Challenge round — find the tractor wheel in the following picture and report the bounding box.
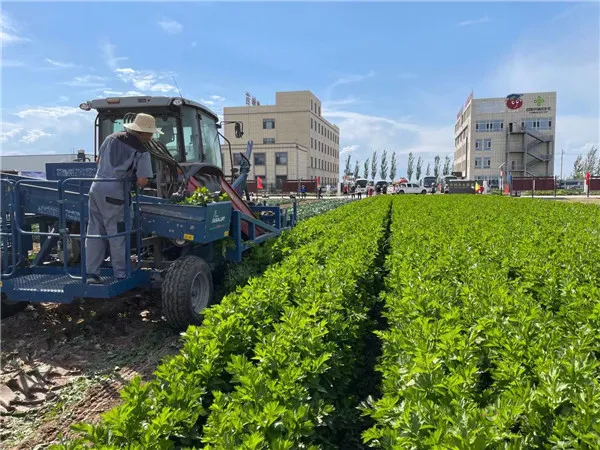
[161,255,213,329]
[1,294,26,319]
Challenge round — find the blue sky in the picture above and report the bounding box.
[1,1,599,178]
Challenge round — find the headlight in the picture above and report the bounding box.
[79,101,91,111]
[172,98,184,106]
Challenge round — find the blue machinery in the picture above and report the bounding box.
[0,163,297,328]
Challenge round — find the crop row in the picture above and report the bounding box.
[362,196,600,448]
[200,196,391,448]
[55,196,388,449]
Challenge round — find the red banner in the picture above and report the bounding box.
[256,176,263,189]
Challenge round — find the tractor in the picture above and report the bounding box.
[0,96,297,328]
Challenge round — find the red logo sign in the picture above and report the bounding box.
[506,94,523,110]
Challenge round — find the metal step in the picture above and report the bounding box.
[1,270,152,303]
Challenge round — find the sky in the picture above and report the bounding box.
[1,0,599,179]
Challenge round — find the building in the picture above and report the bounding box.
[221,91,340,191]
[454,91,556,186]
[0,151,92,177]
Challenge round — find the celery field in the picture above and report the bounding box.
[53,195,600,449]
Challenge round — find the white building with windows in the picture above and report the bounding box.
[454,91,557,186]
[221,90,340,190]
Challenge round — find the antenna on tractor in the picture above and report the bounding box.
[172,75,184,99]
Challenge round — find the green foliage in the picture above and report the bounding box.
[362,196,600,448]
[51,197,386,450]
[180,187,230,206]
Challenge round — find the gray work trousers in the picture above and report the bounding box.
[85,192,130,279]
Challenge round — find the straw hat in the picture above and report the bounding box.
[123,113,163,135]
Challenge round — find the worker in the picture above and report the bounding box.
[85,113,157,284]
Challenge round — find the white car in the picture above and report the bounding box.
[397,183,427,194]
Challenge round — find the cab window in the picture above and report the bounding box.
[180,106,201,162]
[199,111,222,167]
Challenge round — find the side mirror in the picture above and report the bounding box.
[234,123,243,139]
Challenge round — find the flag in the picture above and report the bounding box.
[257,176,263,189]
[475,182,480,192]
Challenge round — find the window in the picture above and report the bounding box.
[311,137,314,148]
[522,118,552,130]
[275,152,288,165]
[311,100,313,111]
[263,138,275,144]
[483,157,491,168]
[475,120,504,132]
[254,153,266,165]
[484,138,492,150]
[263,119,275,129]
[475,139,482,151]
[233,153,243,166]
[311,118,313,129]
[318,105,321,116]
[197,110,221,167]
[475,157,482,168]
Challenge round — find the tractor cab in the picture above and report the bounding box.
[79,96,243,199]
[81,96,222,167]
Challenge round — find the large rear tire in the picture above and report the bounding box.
[161,255,213,329]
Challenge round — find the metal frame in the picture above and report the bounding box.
[0,172,297,305]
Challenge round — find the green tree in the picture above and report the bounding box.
[363,159,369,179]
[344,154,352,176]
[389,152,397,182]
[380,149,388,180]
[371,151,378,180]
[443,155,451,176]
[426,162,431,176]
[434,155,441,179]
[407,152,415,181]
[416,156,423,181]
[353,160,360,179]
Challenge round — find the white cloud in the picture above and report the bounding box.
[210,95,225,102]
[457,15,490,27]
[0,125,24,143]
[100,39,127,70]
[323,108,454,176]
[323,97,361,109]
[1,106,94,154]
[102,89,145,97]
[58,95,69,103]
[45,58,76,68]
[65,75,106,87]
[0,11,30,46]
[482,3,599,174]
[341,145,359,154]
[21,129,51,143]
[158,19,183,34]
[115,68,177,93]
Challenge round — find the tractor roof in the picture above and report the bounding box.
[86,96,219,121]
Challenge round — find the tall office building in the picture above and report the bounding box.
[454,91,557,185]
[221,90,340,190]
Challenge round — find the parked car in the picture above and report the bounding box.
[397,183,427,194]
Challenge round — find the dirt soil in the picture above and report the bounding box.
[0,290,182,449]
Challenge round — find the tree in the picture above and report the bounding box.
[584,146,599,176]
[344,154,352,176]
[371,151,378,180]
[416,157,423,181]
[572,146,599,178]
[389,152,397,182]
[353,160,360,179]
[380,149,388,180]
[363,159,369,179]
[434,155,441,179]
[443,155,451,176]
[407,152,415,181]
[426,162,431,176]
